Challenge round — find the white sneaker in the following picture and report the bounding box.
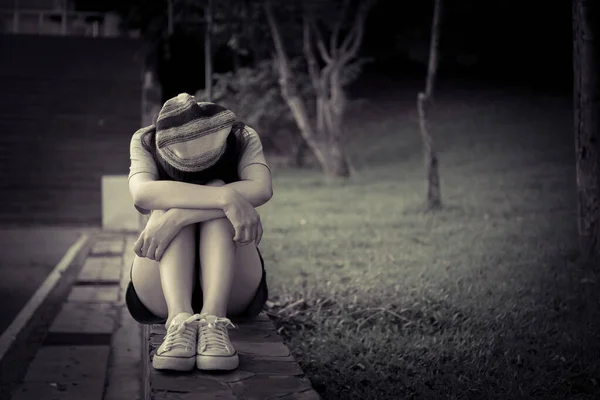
[152,312,200,371]
[196,314,239,371]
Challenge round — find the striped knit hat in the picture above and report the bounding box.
[155,93,237,173]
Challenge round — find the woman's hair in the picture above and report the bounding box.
[140,119,246,183]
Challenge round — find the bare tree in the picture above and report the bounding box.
[204,0,213,100]
[573,0,600,261]
[264,0,374,179]
[417,0,443,209]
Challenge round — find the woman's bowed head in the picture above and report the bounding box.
[126,93,273,372]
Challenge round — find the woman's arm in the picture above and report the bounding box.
[164,179,227,226]
[158,168,272,227]
[224,164,273,207]
[130,172,233,211]
[129,164,273,212]
[130,173,264,245]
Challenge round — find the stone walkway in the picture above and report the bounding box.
[145,314,321,400]
[10,233,322,400]
[10,233,141,400]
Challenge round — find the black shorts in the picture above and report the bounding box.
[125,247,269,325]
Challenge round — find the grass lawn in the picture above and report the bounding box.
[258,82,600,400]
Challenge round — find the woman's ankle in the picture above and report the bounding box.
[166,309,195,328]
[200,305,227,318]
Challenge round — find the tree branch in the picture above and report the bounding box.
[264,1,291,75]
[264,0,329,166]
[339,0,374,65]
[330,0,351,58]
[303,12,323,94]
[307,13,332,63]
[425,0,442,97]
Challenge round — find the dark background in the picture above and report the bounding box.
[76,0,574,98]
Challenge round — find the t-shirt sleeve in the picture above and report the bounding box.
[236,126,271,176]
[128,127,158,215]
[128,127,159,181]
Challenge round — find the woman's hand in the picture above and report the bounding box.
[222,188,263,247]
[133,209,182,261]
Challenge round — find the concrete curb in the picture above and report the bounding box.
[0,233,90,363]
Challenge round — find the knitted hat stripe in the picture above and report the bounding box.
[160,142,227,172]
[156,111,235,148]
[157,98,195,121]
[156,102,233,132]
[158,109,233,132]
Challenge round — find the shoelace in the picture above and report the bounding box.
[162,314,201,352]
[198,316,236,352]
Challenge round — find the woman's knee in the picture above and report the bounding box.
[200,215,234,237]
[206,179,225,187]
[169,222,196,245]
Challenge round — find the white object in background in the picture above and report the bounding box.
[101,175,143,232]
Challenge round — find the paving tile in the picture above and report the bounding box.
[234,312,270,323]
[237,358,304,376]
[23,345,110,382]
[229,327,280,343]
[278,389,322,400]
[152,389,237,400]
[104,305,143,400]
[232,312,273,325]
[151,371,233,393]
[90,239,125,256]
[233,319,275,329]
[49,302,117,334]
[235,342,291,358]
[68,285,120,303]
[77,256,123,283]
[11,379,106,400]
[230,375,313,400]
[197,369,255,383]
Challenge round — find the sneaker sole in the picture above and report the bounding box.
[196,353,239,371]
[153,354,196,371]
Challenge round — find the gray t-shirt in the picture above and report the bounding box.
[128,125,270,181]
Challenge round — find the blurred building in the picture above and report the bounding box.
[0,0,136,37]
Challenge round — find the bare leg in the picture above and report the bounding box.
[131,223,196,328]
[198,218,264,318]
[198,217,238,317]
[195,215,263,371]
[131,222,263,322]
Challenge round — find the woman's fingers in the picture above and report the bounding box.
[237,226,250,246]
[145,240,158,260]
[250,219,258,245]
[256,219,263,246]
[154,244,166,261]
[232,223,241,242]
[134,234,144,257]
[140,236,150,258]
[234,222,251,246]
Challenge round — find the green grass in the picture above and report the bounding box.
[257,85,600,400]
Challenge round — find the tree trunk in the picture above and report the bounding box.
[204,0,213,101]
[293,140,308,167]
[326,135,351,178]
[417,0,443,210]
[324,105,351,178]
[326,71,352,178]
[263,1,330,171]
[573,0,600,261]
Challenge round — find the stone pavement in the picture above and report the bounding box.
[10,233,141,400]
[10,232,322,400]
[145,314,321,400]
